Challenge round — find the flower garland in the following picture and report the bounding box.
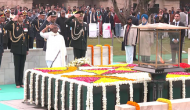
[129,82,133,101]
[77,84,82,110]
[182,78,186,99]
[88,45,94,65]
[24,71,28,102]
[41,75,45,107]
[35,74,39,105]
[48,76,52,110]
[157,98,172,110]
[96,45,103,65]
[61,81,66,110]
[143,81,148,102]
[89,85,93,110]
[54,79,59,110]
[126,101,140,110]
[48,67,77,74]
[104,44,111,64]
[86,85,90,110]
[169,79,173,100]
[61,75,135,82]
[69,83,73,110]
[30,72,34,104]
[116,84,120,105]
[102,84,107,110]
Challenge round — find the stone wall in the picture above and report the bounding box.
[0,46,113,85]
[0,0,33,9]
[0,0,180,11]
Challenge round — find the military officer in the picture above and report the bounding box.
[32,11,46,48]
[4,9,12,49]
[4,12,29,88]
[0,12,8,49]
[22,10,28,23]
[26,9,35,48]
[39,11,60,51]
[65,11,88,59]
[0,13,4,66]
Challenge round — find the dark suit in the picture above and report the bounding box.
[32,18,44,48]
[105,15,114,30]
[169,22,185,63]
[162,13,170,24]
[65,16,88,59]
[131,16,139,60]
[5,20,29,86]
[56,17,70,47]
[5,18,12,49]
[26,16,35,48]
[83,13,90,36]
[0,23,4,66]
[89,12,97,23]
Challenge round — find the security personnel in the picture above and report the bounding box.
[32,11,46,48]
[26,9,35,48]
[0,12,8,49]
[4,9,12,49]
[39,11,60,51]
[4,12,29,88]
[65,11,88,59]
[0,13,4,66]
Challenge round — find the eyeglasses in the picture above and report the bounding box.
[175,16,179,17]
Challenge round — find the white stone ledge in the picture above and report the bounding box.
[0,46,113,85]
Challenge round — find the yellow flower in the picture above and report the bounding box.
[157,98,172,110]
[93,78,124,83]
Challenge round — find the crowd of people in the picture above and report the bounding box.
[0,3,190,89]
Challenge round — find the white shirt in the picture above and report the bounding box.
[40,31,67,66]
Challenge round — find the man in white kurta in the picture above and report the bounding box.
[40,24,67,67]
[123,17,137,64]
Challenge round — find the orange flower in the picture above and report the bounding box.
[104,44,111,64]
[48,67,77,74]
[88,45,94,65]
[127,101,140,110]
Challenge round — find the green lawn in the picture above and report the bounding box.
[87,37,190,63]
[87,37,190,55]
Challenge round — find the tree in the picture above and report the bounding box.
[111,0,156,25]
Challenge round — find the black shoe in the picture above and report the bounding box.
[133,59,138,61]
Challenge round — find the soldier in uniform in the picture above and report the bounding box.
[65,11,88,59]
[4,9,12,49]
[26,9,35,48]
[32,11,46,48]
[4,12,29,88]
[0,13,4,66]
[39,11,60,51]
[0,12,8,49]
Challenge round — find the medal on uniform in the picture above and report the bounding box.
[23,36,25,42]
[16,27,19,31]
[23,28,28,32]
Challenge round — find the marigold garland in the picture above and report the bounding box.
[157,98,172,110]
[104,44,111,64]
[126,101,140,110]
[88,45,94,65]
[48,67,77,74]
[96,45,103,65]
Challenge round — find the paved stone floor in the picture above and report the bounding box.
[0,100,46,110]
